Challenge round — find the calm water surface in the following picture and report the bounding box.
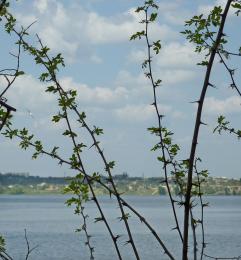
[0,195,241,259]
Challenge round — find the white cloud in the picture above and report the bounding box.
[60,77,129,106]
[172,111,186,119]
[90,54,102,64]
[115,70,149,91]
[1,75,54,110]
[114,103,185,122]
[86,8,177,44]
[15,13,37,28]
[39,26,79,62]
[128,49,146,64]
[204,96,241,115]
[158,2,191,25]
[155,42,200,69]
[114,104,156,122]
[128,41,199,86]
[15,1,177,62]
[198,0,235,16]
[34,0,48,14]
[160,69,196,85]
[0,74,130,115]
[129,41,201,69]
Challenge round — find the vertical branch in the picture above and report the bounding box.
[143,7,183,242]
[24,229,38,260]
[79,205,95,260]
[190,208,197,260]
[182,1,232,259]
[194,159,207,260]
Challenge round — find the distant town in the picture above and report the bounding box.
[0,172,241,195]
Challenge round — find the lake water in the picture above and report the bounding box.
[0,195,241,259]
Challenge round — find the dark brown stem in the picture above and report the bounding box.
[79,205,94,260]
[190,209,197,260]
[182,1,232,259]
[194,159,206,260]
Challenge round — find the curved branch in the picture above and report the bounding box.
[183,1,233,259]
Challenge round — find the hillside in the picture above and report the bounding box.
[0,172,241,195]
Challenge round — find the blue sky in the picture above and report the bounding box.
[0,0,240,178]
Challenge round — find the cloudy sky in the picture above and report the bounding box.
[0,0,240,178]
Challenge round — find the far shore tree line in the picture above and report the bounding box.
[1,172,241,196]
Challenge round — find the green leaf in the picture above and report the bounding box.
[197,60,209,66]
[153,40,161,54]
[135,6,145,13]
[46,85,58,93]
[0,234,6,251]
[130,30,145,41]
[39,72,49,82]
[52,115,61,123]
[15,70,25,76]
[149,12,158,22]
[94,217,104,223]
[93,126,104,136]
[105,161,115,171]
[63,130,77,138]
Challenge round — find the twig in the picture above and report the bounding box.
[194,158,206,260]
[79,205,94,260]
[24,229,38,260]
[204,254,241,260]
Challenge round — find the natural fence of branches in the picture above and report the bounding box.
[0,1,241,260]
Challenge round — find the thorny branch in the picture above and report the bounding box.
[194,158,207,260]
[204,25,241,97]
[35,34,135,260]
[4,123,174,259]
[79,205,95,260]
[143,4,183,243]
[183,1,232,259]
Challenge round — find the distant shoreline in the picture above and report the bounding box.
[1,173,241,196]
[1,190,241,196]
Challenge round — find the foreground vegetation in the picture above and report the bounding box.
[1,0,241,259]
